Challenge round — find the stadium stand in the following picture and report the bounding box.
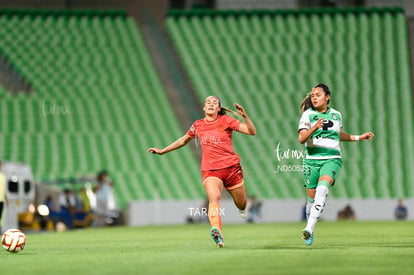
[0,10,204,207]
[0,7,413,207]
[166,7,414,199]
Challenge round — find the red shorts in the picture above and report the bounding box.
[202,164,244,190]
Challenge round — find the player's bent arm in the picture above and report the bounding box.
[238,115,256,135]
[340,130,374,142]
[234,103,256,135]
[298,118,324,144]
[147,134,192,155]
[298,129,312,144]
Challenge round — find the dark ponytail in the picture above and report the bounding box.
[300,93,312,113]
[218,107,226,115]
[220,106,242,117]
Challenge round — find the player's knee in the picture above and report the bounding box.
[205,187,222,203]
[236,199,247,210]
[318,175,334,185]
[208,197,221,204]
[316,182,330,196]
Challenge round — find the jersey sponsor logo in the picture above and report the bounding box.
[217,124,225,131]
[322,119,334,130]
[198,135,229,145]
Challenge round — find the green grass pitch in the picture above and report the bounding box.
[2,221,414,274]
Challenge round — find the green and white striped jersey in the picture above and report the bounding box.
[298,107,342,159]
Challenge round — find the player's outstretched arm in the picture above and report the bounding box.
[340,130,374,141]
[147,134,192,155]
[234,103,256,135]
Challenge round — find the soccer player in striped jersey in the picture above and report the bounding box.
[148,96,256,247]
[298,84,374,246]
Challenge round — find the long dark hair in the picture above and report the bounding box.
[207,96,241,117]
[299,83,331,113]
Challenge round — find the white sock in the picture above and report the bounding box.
[305,184,329,234]
[306,198,314,220]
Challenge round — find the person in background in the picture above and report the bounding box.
[301,202,307,222]
[94,170,113,227]
[72,187,93,225]
[77,187,91,213]
[59,189,76,212]
[247,195,262,223]
[45,195,58,220]
[59,188,76,228]
[0,161,7,233]
[58,189,76,228]
[394,199,408,220]
[337,204,356,220]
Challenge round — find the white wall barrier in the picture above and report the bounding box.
[126,198,414,226]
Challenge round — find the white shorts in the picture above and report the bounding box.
[95,200,108,216]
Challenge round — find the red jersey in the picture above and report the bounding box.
[187,115,242,171]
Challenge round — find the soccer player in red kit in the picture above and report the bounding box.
[148,96,256,247]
